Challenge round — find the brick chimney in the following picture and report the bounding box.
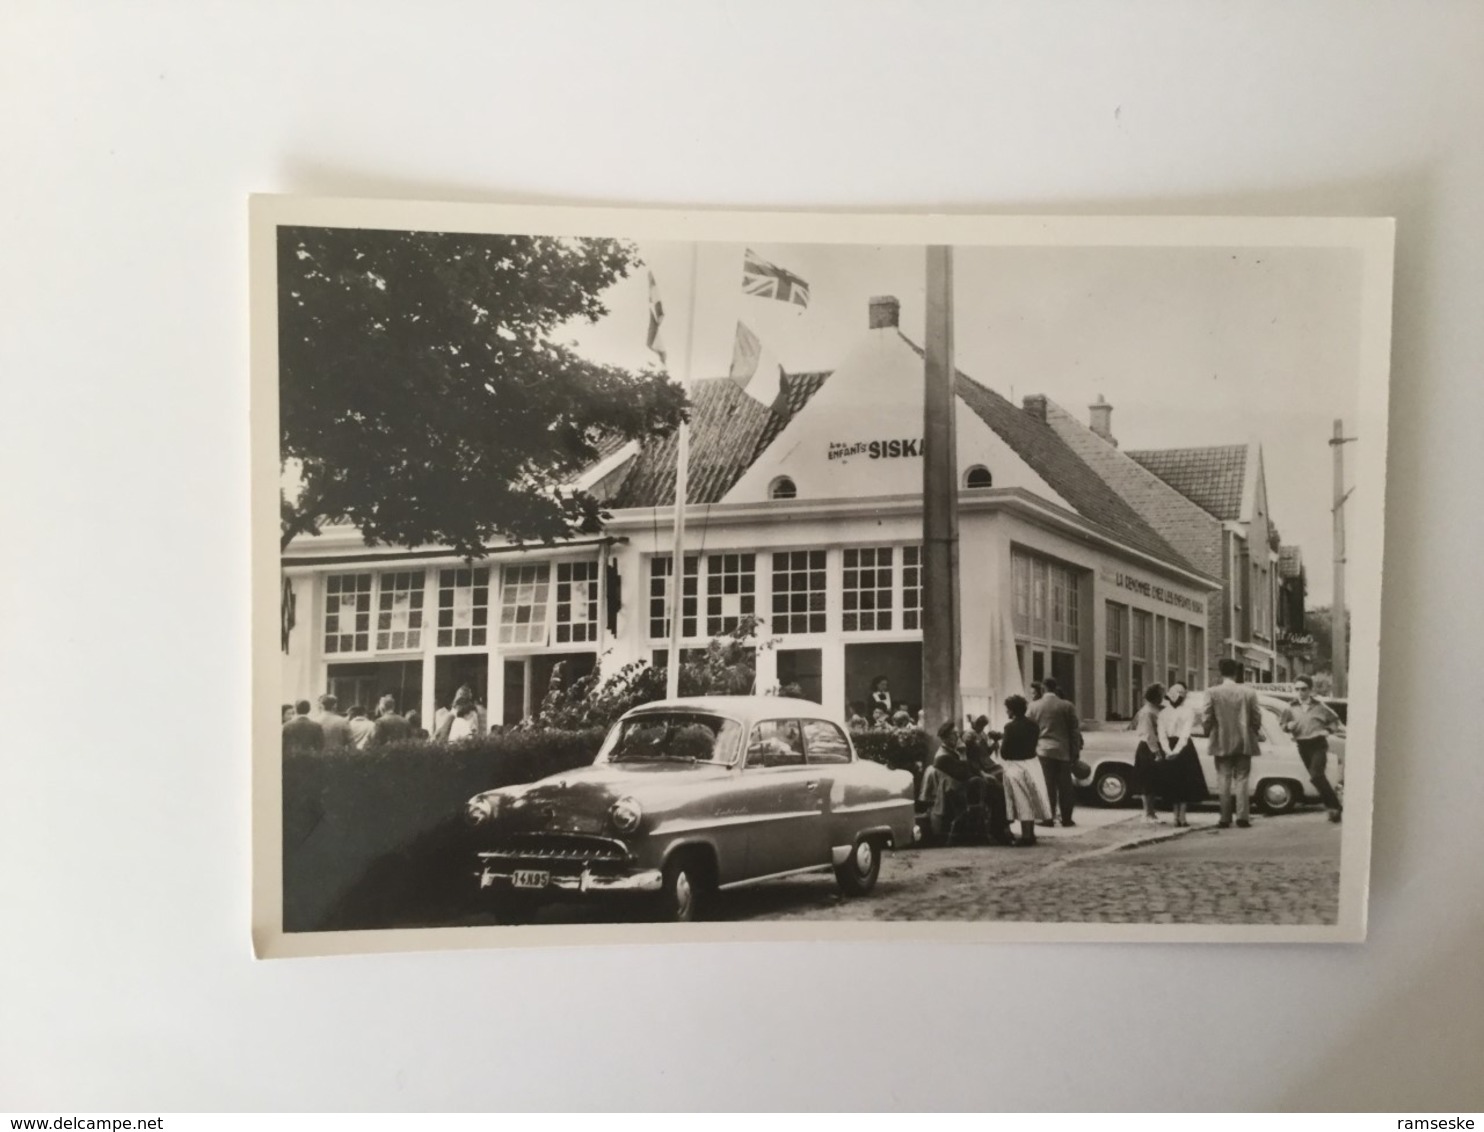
[1022,394,1048,423]
[1089,394,1116,446]
[868,295,900,329]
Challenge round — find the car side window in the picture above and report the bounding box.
[745,720,806,769]
[803,719,851,765]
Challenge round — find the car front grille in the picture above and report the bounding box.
[478,833,630,865]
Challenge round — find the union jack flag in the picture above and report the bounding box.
[742,248,810,308]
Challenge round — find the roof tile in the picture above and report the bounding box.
[1125,445,1248,521]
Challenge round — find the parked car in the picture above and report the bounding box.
[1079,692,1344,814]
[462,696,917,922]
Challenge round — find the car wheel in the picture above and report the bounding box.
[656,853,711,923]
[1256,779,1300,815]
[834,837,882,897]
[1093,766,1133,807]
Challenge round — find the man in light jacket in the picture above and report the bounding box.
[1200,658,1264,828]
[1026,677,1083,828]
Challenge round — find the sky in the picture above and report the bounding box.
[559,239,1366,607]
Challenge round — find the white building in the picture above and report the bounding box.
[281,297,1224,727]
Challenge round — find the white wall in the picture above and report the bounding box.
[4,1,1481,1112]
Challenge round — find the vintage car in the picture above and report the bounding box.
[1079,691,1345,814]
[463,695,918,922]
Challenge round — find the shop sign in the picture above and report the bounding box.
[828,438,923,462]
[1099,566,1205,615]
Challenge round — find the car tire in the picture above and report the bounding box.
[1256,779,1301,815]
[1093,766,1134,807]
[834,837,882,897]
[656,853,711,923]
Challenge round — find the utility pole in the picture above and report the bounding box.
[1329,419,1357,697]
[922,246,962,745]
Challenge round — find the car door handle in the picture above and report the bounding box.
[805,780,819,790]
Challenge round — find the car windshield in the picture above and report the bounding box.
[596,712,742,765]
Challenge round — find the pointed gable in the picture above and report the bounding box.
[722,328,1075,509]
[1125,445,1249,521]
[1043,400,1225,580]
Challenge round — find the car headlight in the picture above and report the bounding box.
[609,795,643,833]
[465,794,500,827]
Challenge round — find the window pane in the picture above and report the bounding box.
[555,560,599,644]
[704,553,755,636]
[324,573,373,654]
[494,564,548,646]
[843,546,894,632]
[902,545,922,631]
[745,719,806,769]
[771,550,827,634]
[803,719,851,765]
[374,571,425,651]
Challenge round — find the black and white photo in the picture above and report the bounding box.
[251,200,1392,956]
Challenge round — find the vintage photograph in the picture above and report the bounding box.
[251,201,1392,955]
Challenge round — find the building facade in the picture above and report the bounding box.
[281,298,1223,728]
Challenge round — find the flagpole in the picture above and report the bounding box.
[666,244,701,700]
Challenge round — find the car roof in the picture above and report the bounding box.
[625,695,846,724]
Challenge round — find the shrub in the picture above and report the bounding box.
[283,729,605,932]
[528,614,773,730]
[854,727,931,774]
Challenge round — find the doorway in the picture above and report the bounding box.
[434,654,489,720]
[502,652,597,725]
[844,641,923,719]
[777,647,824,704]
[326,660,422,717]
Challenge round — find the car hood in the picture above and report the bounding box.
[473,760,734,837]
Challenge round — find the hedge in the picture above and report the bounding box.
[283,723,933,932]
[283,729,605,932]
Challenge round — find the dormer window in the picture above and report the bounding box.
[964,465,993,489]
[769,476,797,500]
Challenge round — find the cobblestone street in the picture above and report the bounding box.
[721,809,1341,925]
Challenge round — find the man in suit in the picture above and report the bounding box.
[281,700,324,755]
[1027,676,1083,828]
[371,693,412,747]
[1200,658,1264,828]
[316,693,354,751]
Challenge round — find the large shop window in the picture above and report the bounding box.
[648,555,699,640]
[843,546,894,632]
[438,567,491,648]
[902,545,922,631]
[771,550,827,634]
[1105,601,1128,721]
[705,553,756,636]
[1187,625,1205,690]
[324,573,373,654]
[376,570,425,651]
[496,564,547,646]
[554,560,599,644]
[1130,609,1152,702]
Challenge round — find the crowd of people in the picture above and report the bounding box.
[914,659,1344,848]
[279,683,495,755]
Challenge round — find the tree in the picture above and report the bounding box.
[278,227,687,557]
[1305,604,1351,683]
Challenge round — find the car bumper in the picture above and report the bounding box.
[475,863,664,896]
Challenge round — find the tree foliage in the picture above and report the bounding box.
[278,226,687,556]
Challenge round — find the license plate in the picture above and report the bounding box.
[511,870,550,890]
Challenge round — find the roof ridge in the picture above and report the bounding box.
[893,333,1203,576]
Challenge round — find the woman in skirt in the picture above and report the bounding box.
[1134,683,1167,824]
[998,694,1053,845]
[1157,680,1207,826]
